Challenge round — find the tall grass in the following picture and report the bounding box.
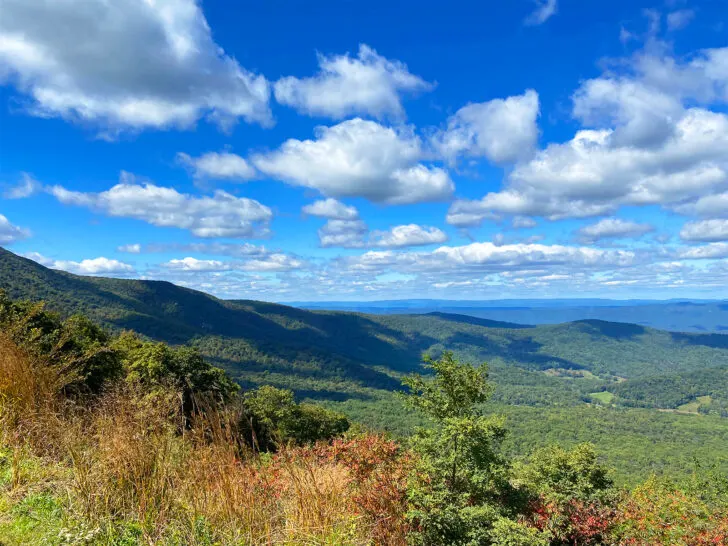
[0,334,409,545]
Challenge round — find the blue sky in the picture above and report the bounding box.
[1,0,727,301]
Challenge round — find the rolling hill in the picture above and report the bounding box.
[2,246,727,482]
[293,298,728,333]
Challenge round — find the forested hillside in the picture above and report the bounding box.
[2,298,725,545]
[2,247,727,483]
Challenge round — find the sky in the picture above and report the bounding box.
[1,0,727,302]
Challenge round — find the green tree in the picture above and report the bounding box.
[401,352,517,545]
[0,291,121,394]
[242,385,349,451]
[515,444,617,545]
[112,331,238,415]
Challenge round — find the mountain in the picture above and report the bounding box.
[2,247,728,482]
[291,299,728,333]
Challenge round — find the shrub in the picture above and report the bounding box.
[242,385,349,451]
[401,352,516,545]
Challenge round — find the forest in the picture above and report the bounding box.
[1,247,727,484]
[1,291,726,545]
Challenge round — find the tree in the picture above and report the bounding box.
[401,352,517,545]
[242,385,349,451]
[516,444,617,545]
[0,291,121,394]
[112,331,238,416]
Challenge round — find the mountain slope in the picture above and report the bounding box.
[3,247,728,483]
[3,246,728,401]
[295,299,728,333]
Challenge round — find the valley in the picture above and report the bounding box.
[2,246,727,484]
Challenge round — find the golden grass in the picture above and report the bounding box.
[0,334,406,545]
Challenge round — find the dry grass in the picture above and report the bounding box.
[0,334,407,545]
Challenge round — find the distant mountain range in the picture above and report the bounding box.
[2,246,727,482]
[290,299,728,333]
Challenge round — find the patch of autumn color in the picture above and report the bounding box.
[616,478,728,546]
[530,498,618,545]
[313,434,414,545]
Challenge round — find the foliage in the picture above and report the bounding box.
[402,352,517,545]
[616,476,728,545]
[516,444,618,545]
[242,385,350,451]
[112,331,239,415]
[3,248,728,485]
[2,300,728,545]
[0,290,121,395]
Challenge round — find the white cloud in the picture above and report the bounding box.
[118,243,141,254]
[340,241,637,274]
[0,214,30,244]
[666,10,695,31]
[449,108,728,224]
[676,243,728,260]
[253,118,453,204]
[273,44,432,120]
[513,216,537,229]
[161,254,302,272]
[577,218,655,242]
[0,0,271,133]
[4,173,41,199]
[680,219,728,242]
[48,171,272,238]
[24,252,134,275]
[432,90,540,165]
[317,220,446,249]
[676,191,728,218]
[573,79,683,148]
[163,257,228,272]
[178,152,257,181]
[525,0,557,26]
[445,42,728,227]
[318,219,369,248]
[302,198,359,220]
[370,224,447,248]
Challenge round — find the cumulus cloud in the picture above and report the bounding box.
[573,79,683,148]
[577,218,655,242]
[0,0,271,133]
[302,198,359,220]
[318,219,369,248]
[4,173,41,199]
[24,252,134,275]
[0,214,30,244]
[680,219,728,242]
[48,171,272,238]
[178,152,257,181]
[161,253,302,272]
[432,90,540,165]
[676,191,728,218]
[274,44,432,120]
[525,0,557,26]
[513,216,538,229]
[446,41,728,227]
[252,118,453,204]
[338,242,637,277]
[667,9,695,31]
[676,243,728,260]
[118,243,141,254]
[448,108,728,224]
[370,224,448,248]
[317,220,447,249]
[163,257,228,272]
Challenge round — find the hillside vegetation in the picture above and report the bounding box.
[1,294,726,545]
[1,247,728,484]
